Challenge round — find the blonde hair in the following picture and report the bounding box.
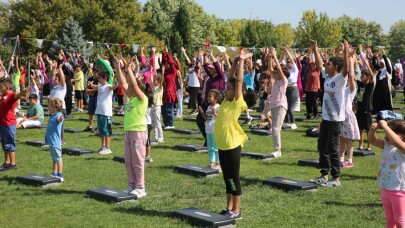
[48,98,63,112]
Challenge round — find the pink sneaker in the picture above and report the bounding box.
[343,161,354,168]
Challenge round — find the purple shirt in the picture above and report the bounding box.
[202,61,225,109]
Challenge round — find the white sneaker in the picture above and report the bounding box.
[123,187,134,193]
[158,139,165,143]
[99,148,112,155]
[271,151,282,158]
[129,188,147,198]
[247,116,253,125]
[282,123,292,129]
[291,123,297,129]
[164,126,175,130]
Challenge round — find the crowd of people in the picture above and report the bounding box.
[0,39,404,225]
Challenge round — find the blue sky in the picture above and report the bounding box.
[139,0,405,33]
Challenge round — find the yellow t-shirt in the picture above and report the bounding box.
[74,71,84,91]
[124,95,148,132]
[214,96,248,150]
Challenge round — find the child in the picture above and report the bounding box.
[267,47,288,158]
[45,98,64,181]
[113,54,151,198]
[145,97,154,163]
[198,89,221,170]
[339,55,360,168]
[152,72,164,143]
[0,79,27,172]
[311,40,349,187]
[29,72,40,96]
[213,52,252,220]
[368,119,405,228]
[91,71,117,155]
[16,94,44,129]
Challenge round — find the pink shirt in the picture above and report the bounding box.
[269,77,288,110]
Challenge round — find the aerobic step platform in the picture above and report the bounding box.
[25,140,46,147]
[114,113,124,117]
[174,144,207,152]
[86,188,136,203]
[95,132,120,137]
[62,148,94,156]
[263,177,318,191]
[239,116,260,121]
[112,121,124,126]
[174,164,219,178]
[352,149,375,157]
[16,174,61,188]
[65,115,75,120]
[241,152,274,160]
[183,117,197,122]
[174,208,235,228]
[298,159,320,168]
[78,117,96,122]
[306,128,320,138]
[250,129,272,136]
[113,156,125,163]
[64,128,84,133]
[173,129,200,135]
[295,117,307,122]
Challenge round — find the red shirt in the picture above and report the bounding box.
[162,52,178,104]
[305,62,321,93]
[0,92,18,126]
[116,85,125,96]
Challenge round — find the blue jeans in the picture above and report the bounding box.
[207,133,219,163]
[162,103,175,127]
[176,89,183,117]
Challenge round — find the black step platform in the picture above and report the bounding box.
[25,140,46,147]
[64,128,84,133]
[173,129,200,135]
[352,149,375,157]
[65,115,75,120]
[95,132,120,137]
[239,116,260,121]
[114,113,124,117]
[183,117,196,122]
[16,174,61,188]
[298,159,320,168]
[86,187,136,203]
[62,148,94,156]
[174,164,219,177]
[174,208,235,228]
[113,156,125,163]
[112,121,124,126]
[241,152,274,160]
[295,117,307,122]
[174,144,207,152]
[78,117,96,122]
[250,129,272,136]
[306,128,319,138]
[263,177,318,191]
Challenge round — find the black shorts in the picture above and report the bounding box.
[146,124,152,146]
[117,95,124,106]
[75,90,84,100]
[356,110,372,131]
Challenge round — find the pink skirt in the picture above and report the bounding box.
[341,109,360,140]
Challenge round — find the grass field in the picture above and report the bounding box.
[1,92,404,228]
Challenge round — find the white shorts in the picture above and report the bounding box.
[20,120,42,129]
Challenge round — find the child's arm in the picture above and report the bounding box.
[342,40,349,77]
[14,87,28,99]
[181,47,191,65]
[235,52,253,100]
[368,123,385,149]
[270,48,286,80]
[57,114,64,123]
[310,40,324,70]
[348,56,356,93]
[59,63,66,88]
[198,106,207,120]
[379,120,405,154]
[112,54,129,93]
[127,61,145,101]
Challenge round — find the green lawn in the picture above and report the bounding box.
[1,92,404,227]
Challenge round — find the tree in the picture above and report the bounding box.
[295,10,342,48]
[173,1,192,52]
[59,17,89,56]
[388,20,405,61]
[366,21,387,47]
[215,19,242,47]
[273,23,295,47]
[336,15,369,46]
[240,20,275,48]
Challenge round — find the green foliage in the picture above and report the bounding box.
[240,20,275,48]
[336,15,369,46]
[59,17,89,56]
[388,20,405,61]
[215,19,243,47]
[273,23,295,47]
[295,10,342,48]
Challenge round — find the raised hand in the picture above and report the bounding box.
[309,40,317,50]
[181,47,186,53]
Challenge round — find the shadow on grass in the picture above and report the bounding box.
[240,176,263,187]
[344,174,376,181]
[43,189,85,195]
[84,157,111,161]
[262,161,298,167]
[114,206,174,218]
[324,201,382,208]
[0,176,15,185]
[152,165,176,171]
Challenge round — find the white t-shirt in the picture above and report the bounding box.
[188,67,200,87]
[377,142,405,191]
[321,72,348,122]
[287,63,299,84]
[343,87,357,112]
[205,104,220,133]
[50,85,66,109]
[145,107,152,125]
[95,84,113,116]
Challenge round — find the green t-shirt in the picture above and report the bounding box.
[124,95,147,131]
[28,103,44,123]
[74,71,85,91]
[12,70,20,86]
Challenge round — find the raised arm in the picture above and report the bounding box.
[270,48,286,80]
[181,47,191,65]
[127,61,145,101]
[379,120,405,155]
[342,40,349,77]
[368,123,384,149]
[112,54,129,93]
[59,63,66,88]
[348,56,356,93]
[310,40,324,70]
[228,56,239,81]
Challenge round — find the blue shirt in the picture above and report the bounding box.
[244,73,254,90]
[45,112,63,148]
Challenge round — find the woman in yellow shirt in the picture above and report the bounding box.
[213,52,252,220]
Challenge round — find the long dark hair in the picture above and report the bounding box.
[137,79,154,107]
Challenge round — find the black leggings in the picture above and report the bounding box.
[188,87,199,110]
[219,145,242,196]
[305,91,318,117]
[285,86,299,123]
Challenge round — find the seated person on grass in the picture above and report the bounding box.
[17,94,44,129]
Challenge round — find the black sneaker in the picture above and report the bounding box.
[0,163,10,172]
[84,126,93,132]
[8,164,17,170]
[219,207,229,215]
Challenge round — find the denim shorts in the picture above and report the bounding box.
[87,96,97,115]
[0,125,17,152]
[50,146,62,163]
